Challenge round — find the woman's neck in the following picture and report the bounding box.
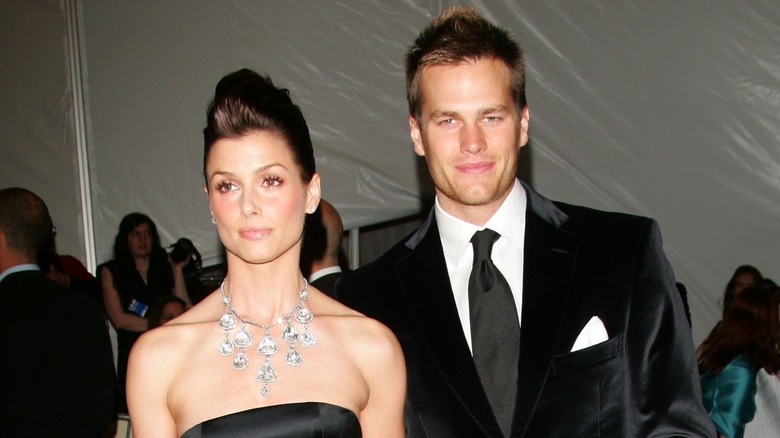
[222,254,306,321]
[133,255,150,271]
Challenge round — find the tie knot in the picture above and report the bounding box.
[471,229,500,263]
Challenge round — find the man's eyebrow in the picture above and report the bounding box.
[428,105,509,118]
[477,105,510,116]
[429,109,459,118]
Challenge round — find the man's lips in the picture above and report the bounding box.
[456,161,493,174]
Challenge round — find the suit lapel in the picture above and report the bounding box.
[512,187,579,436]
[396,217,503,436]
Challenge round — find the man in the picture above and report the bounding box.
[336,6,715,437]
[0,187,116,437]
[301,199,346,297]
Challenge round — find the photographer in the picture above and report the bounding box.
[99,213,192,411]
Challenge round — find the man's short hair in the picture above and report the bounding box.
[405,5,526,122]
[0,187,53,257]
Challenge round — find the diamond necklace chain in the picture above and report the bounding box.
[217,279,316,397]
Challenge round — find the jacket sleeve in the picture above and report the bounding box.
[629,220,717,437]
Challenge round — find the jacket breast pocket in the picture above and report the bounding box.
[551,334,621,376]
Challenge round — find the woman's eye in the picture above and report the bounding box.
[215,181,236,192]
[261,175,282,187]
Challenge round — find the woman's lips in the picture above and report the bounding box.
[239,227,271,240]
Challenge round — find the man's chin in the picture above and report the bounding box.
[456,185,506,206]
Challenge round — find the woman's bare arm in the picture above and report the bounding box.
[126,330,179,437]
[358,320,406,438]
[100,266,149,332]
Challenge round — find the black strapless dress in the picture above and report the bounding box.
[180,402,361,438]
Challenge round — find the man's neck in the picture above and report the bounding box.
[310,258,340,274]
[0,250,35,274]
[435,188,514,227]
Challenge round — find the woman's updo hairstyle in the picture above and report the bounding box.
[203,68,316,184]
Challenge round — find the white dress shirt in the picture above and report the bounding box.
[308,266,343,283]
[435,179,526,353]
[0,263,40,284]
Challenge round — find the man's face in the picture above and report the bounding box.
[410,58,529,225]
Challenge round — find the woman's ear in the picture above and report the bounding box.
[306,173,321,214]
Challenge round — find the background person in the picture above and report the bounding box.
[0,187,116,437]
[100,212,191,410]
[37,224,101,302]
[147,294,187,329]
[698,286,780,438]
[722,265,764,316]
[300,198,347,297]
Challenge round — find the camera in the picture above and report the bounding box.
[170,238,195,264]
[170,237,202,275]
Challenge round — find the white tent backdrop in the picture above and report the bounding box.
[1,0,778,344]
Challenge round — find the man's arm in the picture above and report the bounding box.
[628,220,715,437]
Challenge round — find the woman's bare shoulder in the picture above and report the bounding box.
[311,294,401,366]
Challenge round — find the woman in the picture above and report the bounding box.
[101,213,191,407]
[722,265,763,316]
[127,69,405,437]
[147,295,187,329]
[698,286,780,438]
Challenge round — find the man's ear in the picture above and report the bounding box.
[409,115,425,157]
[518,106,530,148]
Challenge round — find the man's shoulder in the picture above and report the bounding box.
[347,230,416,277]
[550,200,656,233]
[3,269,104,317]
[336,229,418,302]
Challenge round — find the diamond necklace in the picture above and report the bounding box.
[217,279,316,397]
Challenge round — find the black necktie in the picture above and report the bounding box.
[468,229,520,437]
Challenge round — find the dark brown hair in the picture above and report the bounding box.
[405,5,526,122]
[147,295,186,329]
[722,264,763,316]
[698,285,780,375]
[203,68,316,185]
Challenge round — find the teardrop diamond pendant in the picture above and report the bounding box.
[217,279,315,397]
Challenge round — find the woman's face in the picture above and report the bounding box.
[205,131,320,265]
[734,272,757,295]
[127,223,153,258]
[160,301,185,325]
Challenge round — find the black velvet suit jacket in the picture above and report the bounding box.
[0,270,117,437]
[310,271,344,298]
[336,183,715,437]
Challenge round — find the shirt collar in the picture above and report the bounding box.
[0,263,41,283]
[436,179,526,266]
[309,266,343,283]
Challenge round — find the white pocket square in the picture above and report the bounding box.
[571,316,609,352]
